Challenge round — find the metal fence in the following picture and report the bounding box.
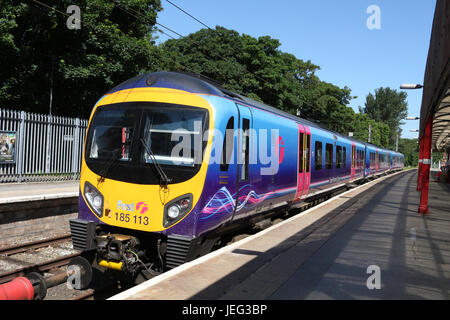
[0,109,88,183]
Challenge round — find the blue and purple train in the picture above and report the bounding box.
[70,72,404,280]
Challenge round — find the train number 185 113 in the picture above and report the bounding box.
[115,212,149,225]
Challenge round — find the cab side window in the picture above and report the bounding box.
[220,117,234,171]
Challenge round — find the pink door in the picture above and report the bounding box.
[295,124,311,201]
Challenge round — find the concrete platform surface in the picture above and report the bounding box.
[0,180,79,204]
[110,169,450,300]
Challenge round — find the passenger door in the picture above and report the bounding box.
[295,124,311,201]
[232,104,253,220]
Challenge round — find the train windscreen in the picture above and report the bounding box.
[85,102,209,184]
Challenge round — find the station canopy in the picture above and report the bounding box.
[432,92,450,152]
[419,0,450,153]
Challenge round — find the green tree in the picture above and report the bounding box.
[398,138,419,167]
[159,27,318,109]
[301,81,354,134]
[360,87,408,149]
[158,26,354,135]
[350,113,390,148]
[0,0,162,117]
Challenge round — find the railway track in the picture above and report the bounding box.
[0,234,72,256]
[0,234,79,284]
[0,234,127,300]
[71,289,95,300]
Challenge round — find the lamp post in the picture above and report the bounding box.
[401,102,422,192]
[400,84,423,89]
[400,83,423,189]
[400,83,434,215]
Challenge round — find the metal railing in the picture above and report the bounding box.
[0,109,88,183]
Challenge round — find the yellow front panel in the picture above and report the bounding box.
[80,87,215,232]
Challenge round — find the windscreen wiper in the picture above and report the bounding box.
[97,148,122,183]
[140,138,172,187]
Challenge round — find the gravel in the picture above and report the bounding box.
[0,241,77,273]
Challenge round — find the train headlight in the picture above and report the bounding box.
[167,205,181,219]
[84,181,104,218]
[163,194,193,228]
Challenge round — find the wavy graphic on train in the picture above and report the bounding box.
[200,184,296,220]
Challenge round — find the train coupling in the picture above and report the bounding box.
[96,234,142,274]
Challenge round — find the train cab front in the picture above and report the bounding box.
[69,86,214,282]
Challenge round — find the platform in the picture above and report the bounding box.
[110,169,450,300]
[0,180,79,204]
[0,181,79,245]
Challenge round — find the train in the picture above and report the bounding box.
[69,71,404,284]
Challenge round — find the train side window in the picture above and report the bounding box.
[336,145,342,168]
[326,143,333,169]
[343,147,346,168]
[360,150,363,168]
[361,150,363,167]
[220,117,234,171]
[356,150,359,168]
[351,145,355,169]
[299,132,304,173]
[315,141,322,170]
[306,134,310,172]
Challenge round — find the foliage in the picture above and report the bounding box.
[1,5,399,153]
[157,26,358,135]
[157,26,405,149]
[0,0,162,117]
[350,113,390,148]
[360,87,408,149]
[398,138,419,167]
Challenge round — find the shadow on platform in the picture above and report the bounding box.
[188,171,450,300]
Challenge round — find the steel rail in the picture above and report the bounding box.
[0,252,80,284]
[0,234,72,256]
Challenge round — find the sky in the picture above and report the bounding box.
[156,0,437,139]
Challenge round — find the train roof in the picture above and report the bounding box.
[108,71,401,154]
